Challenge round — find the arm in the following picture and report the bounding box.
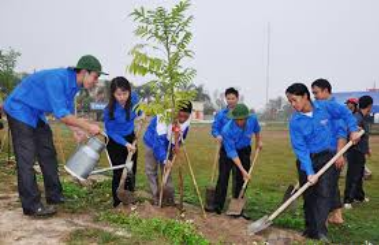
[211,111,223,139]
[323,100,358,133]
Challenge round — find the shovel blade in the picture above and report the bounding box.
[247,215,272,235]
[282,184,295,204]
[226,197,247,216]
[117,189,135,205]
[205,186,216,211]
[125,160,134,172]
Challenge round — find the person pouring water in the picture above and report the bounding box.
[3,55,107,217]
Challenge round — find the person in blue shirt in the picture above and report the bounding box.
[143,102,192,206]
[213,103,262,218]
[103,76,142,207]
[3,55,107,217]
[286,83,361,242]
[311,78,346,224]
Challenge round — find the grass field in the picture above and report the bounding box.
[0,122,378,244]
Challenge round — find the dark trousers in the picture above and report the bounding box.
[106,133,137,206]
[297,151,336,238]
[344,149,365,203]
[7,114,63,214]
[214,146,251,211]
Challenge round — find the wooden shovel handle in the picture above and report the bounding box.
[238,148,261,199]
[210,143,221,184]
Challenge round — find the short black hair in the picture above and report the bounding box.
[225,87,239,98]
[179,101,192,114]
[311,78,332,93]
[285,83,311,101]
[359,95,373,109]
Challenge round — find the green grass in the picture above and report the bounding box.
[1,122,378,244]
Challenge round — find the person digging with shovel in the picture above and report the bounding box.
[143,101,192,206]
[3,55,107,217]
[311,78,347,225]
[213,103,262,219]
[103,76,143,208]
[286,83,361,243]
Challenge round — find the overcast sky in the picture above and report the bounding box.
[1,0,379,109]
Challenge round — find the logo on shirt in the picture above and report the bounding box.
[320,119,328,126]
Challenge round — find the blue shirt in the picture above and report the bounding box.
[222,115,261,159]
[289,100,358,176]
[324,97,348,150]
[103,92,140,146]
[144,116,190,164]
[211,108,231,137]
[4,68,80,128]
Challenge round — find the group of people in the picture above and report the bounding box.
[2,55,374,243]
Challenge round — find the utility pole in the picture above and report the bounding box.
[265,22,271,106]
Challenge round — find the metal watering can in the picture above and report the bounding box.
[64,132,128,181]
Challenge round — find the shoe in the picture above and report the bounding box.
[328,208,344,224]
[24,205,57,218]
[355,197,370,203]
[113,201,121,208]
[317,234,331,243]
[215,208,222,215]
[205,206,216,213]
[344,203,353,209]
[46,196,65,205]
[240,212,251,220]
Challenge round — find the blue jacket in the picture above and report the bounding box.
[4,68,80,128]
[222,115,261,159]
[289,100,358,176]
[103,92,140,146]
[144,116,190,164]
[327,97,348,151]
[211,108,231,137]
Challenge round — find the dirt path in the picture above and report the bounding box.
[0,194,129,245]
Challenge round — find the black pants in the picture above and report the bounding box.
[106,133,137,206]
[7,114,63,214]
[297,151,336,239]
[344,149,365,203]
[214,146,251,211]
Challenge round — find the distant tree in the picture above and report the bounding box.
[0,48,21,99]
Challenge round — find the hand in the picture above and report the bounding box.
[350,131,362,145]
[242,170,250,182]
[307,174,319,185]
[256,141,263,151]
[367,149,372,158]
[216,136,223,144]
[87,123,101,136]
[126,143,136,153]
[335,156,345,170]
[73,129,87,143]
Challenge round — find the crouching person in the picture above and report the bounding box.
[213,103,262,218]
[143,102,192,206]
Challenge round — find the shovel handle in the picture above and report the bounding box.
[238,148,260,199]
[267,130,364,222]
[210,143,221,184]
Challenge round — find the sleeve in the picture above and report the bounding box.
[222,127,238,159]
[131,91,143,116]
[103,108,128,147]
[322,100,358,133]
[45,75,72,119]
[335,120,347,140]
[252,116,261,134]
[211,111,223,137]
[289,122,315,176]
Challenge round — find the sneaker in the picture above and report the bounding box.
[46,196,65,205]
[25,205,57,218]
[344,203,353,209]
[354,197,370,203]
[318,234,331,244]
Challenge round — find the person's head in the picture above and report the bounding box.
[311,78,332,100]
[224,87,239,109]
[345,98,358,113]
[228,103,250,128]
[74,55,107,89]
[107,77,132,120]
[359,95,374,116]
[177,101,193,124]
[285,83,312,112]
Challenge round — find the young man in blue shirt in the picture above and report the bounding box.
[213,103,262,217]
[143,102,192,206]
[4,55,107,217]
[286,83,361,242]
[311,78,346,224]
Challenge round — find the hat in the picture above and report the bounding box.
[345,98,358,105]
[74,55,108,75]
[228,103,250,119]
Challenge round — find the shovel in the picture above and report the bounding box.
[226,148,261,216]
[281,181,299,208]
[116,121,144,205]
[248,131,364,235]
[205,143,221,211]
[159,154,177,207]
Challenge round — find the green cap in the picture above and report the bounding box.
[227,103,250,119]
[74,55,108,75]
